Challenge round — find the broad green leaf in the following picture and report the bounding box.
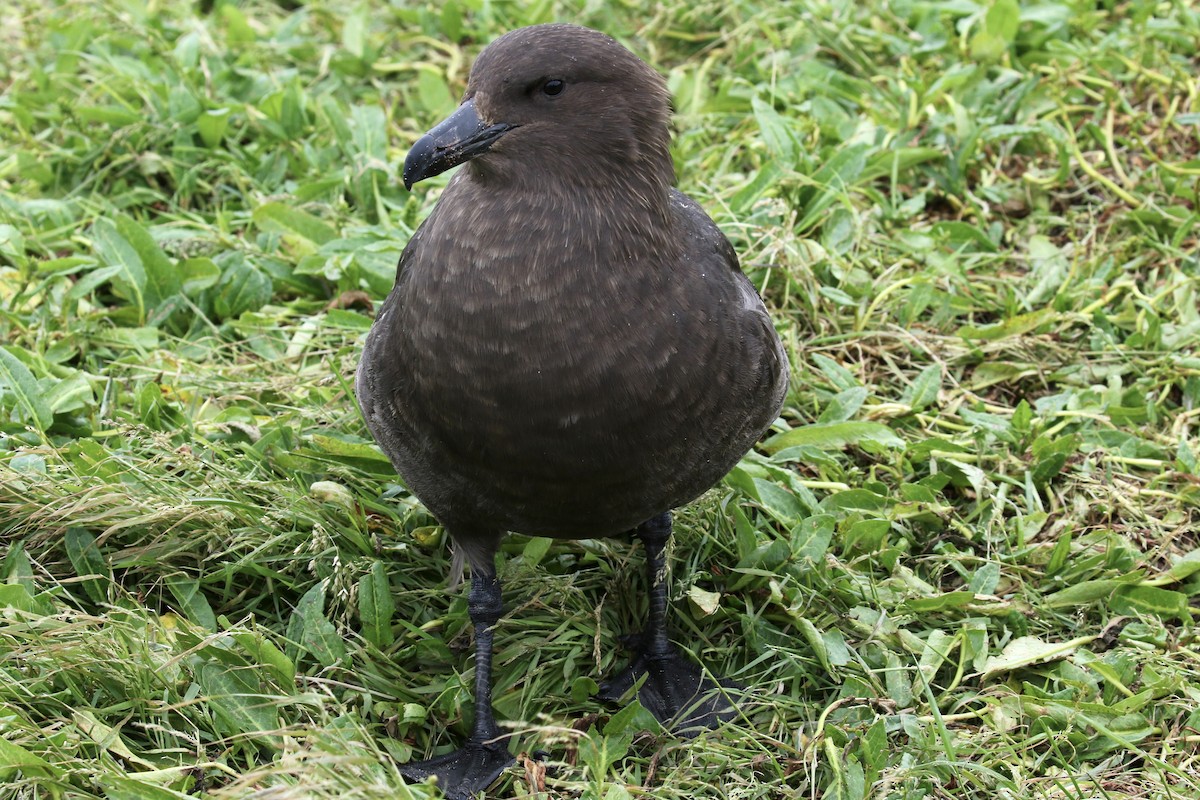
[0,583,51,615]
[792,514,834,562]
[308,434,393,462]
[859,147,944,182]
[732,539,790,587]
[64,527,109,604]
[73,709,157,769]
[76,106,141,126]
[64,264,119,302]
[310,480,356,509]
[195,660,279,739]
[812,353,860,391]
[1109,585,1189,620]
[253,202,337,247]
[212,258,272,320]
[341,8,367,59]
[764,421,904,453]
[0,346,53,431]
[796,617,833,674]
[571,676,599,703]
[982,634,1094,677]
[88,326,159,350]
[1045,528,1072,576]
[1031,433,1080,486]
[945,458,987,497]
[280,84,306,138]
[98,774,196,800]
[687,585,721,616]
[350,105,388,160]
[358,561,395,649]
[3,542,35,590]
[730,160,783,215]
[971,361,1036,390]
[842,518,889,553]
[1012,399,1033,433]
[416,67,457,120]
[956,308,1055,341]
[92,215,181,322]
[930,221,998,252]
[168,85,201,124]
[521,535,552,568]
[220,4,255,44]
[818,386,868,423]
[46,373,94,414]
[0,737,53,779]
[752,96,800,168]
[901,364,942,411]
[1045,580,1128,607]
[603,698,660,736]
[884,650,913,706]
[968,561,1000,595]
[752,477,803,524]
[0,224,25,266]
[970,0,1019,60]
[228,629,296,686]
[916,629,955,685]
[285,583,346,667]
[198,108,230,147]
[577,727,632,781]
[986,0,1020,42]
[823,628,852,667]
[1160,549,1200,583]
[861,717,888,777]
[166,575,217,631]
[181,257,221,296]
[821,489,891,513]
[903,591,975,613]
[797,144,868,231]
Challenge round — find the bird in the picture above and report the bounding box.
[355,22,788,799]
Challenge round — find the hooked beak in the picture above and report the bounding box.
[402,98,514,189]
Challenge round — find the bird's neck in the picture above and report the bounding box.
[438,169,681,271]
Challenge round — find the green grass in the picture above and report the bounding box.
[2,0,1200,797]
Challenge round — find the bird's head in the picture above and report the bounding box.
[402,24,674,192]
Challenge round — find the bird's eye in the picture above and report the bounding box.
[541,79,565,97]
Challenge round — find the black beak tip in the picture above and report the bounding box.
[402,138,437,191]
[401,99,514,192]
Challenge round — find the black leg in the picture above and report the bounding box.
[598,512,740,734]
[400,568,515,799]
[639,512,674,657]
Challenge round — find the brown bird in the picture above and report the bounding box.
[356,23,788,799]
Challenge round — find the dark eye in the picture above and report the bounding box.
[541,79,565,97]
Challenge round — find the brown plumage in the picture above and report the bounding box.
[356,23,788,799]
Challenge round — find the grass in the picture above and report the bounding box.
[2,0,1199,797]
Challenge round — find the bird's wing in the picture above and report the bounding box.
[669,188,790,420]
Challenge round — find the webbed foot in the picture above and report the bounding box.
[598,633,740,734]
[401,738,516,800]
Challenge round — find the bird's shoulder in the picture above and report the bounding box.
[667,187,740,275]
[393,208,436,284]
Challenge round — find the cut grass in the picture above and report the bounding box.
[2,0,1200,798]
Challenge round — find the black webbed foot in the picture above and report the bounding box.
[401,738,515,800]
[598,632,740,734]
[598,513,740,734]
[401,563,515,799]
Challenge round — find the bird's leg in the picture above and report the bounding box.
[597,511,740,734]
[400,568,515,799]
